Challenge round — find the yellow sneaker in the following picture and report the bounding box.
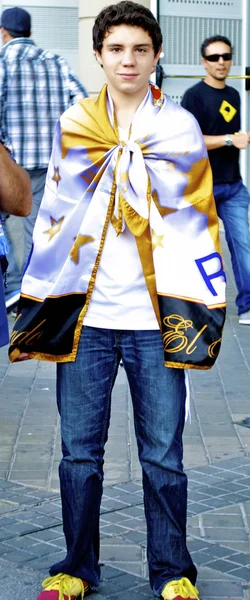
[161,577,200,600]
[36,573,89,600]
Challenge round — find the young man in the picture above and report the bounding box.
[181,35,250,325]
[0,142,31,347]
[9,3,226,599]
[0,6,88,310]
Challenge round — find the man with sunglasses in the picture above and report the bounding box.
[182,35,250,325]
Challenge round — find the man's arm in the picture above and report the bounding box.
[68,69,88,104]
[0,144,32,216]
[0,59,13,154]
[58,57,88,104]
[182,88,250,151]
[204,132,250,151]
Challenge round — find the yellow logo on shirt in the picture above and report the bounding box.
[219,100,237,122]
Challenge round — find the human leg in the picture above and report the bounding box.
[214,181,250,315]
[120,329,196,597]
[1,213,22,303]
[49,326,120,588]
[23,168,47,269]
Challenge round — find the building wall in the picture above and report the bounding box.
[79,0,150,96]
[1,1,80,74]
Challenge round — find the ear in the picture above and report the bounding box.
[151,46,163,73]
[201,57,207,70]
[1,28,8,44]
[95,51,103,66]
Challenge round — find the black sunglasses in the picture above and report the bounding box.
[205,52,232,62]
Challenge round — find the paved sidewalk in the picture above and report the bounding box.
[0,221,250,599]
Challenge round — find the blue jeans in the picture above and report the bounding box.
[214,180,250,315]
[51,326,196,596]
[0,212,22,293]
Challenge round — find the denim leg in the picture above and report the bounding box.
[0,213,22,293]
[120,330,196,597]
[23,168,47,270]
[214,181,250,315]
[50,326,119,588]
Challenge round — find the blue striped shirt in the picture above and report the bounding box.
[0,38,88,169]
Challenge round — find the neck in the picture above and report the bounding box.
[108,84,149,128]
[2,32,13,45]
[204,74,226,89]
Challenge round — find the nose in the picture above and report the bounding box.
[121,49,135,66]
[218,56,225,64]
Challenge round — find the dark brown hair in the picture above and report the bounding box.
[93,1,162,56]
[201,35,232,58]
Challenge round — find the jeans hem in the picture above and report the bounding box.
[238,307,250,316]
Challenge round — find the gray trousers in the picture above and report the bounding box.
[23,167,48,268]
[2,167,47,293]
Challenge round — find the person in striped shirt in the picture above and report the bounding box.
[0,6,88,310]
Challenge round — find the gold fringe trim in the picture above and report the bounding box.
[20,291,88,302]
[164,360,211,370]
[20,293,44,303]
[9,348,74,363]
[157,291,226,310]
[207,302,226,310]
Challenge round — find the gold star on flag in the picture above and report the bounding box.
[70,235,95,264]
[52,167,61,187]
[152,230,165,252]
[152,190,176,218]
[44,216,64,241]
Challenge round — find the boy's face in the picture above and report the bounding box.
[95,25,161,98]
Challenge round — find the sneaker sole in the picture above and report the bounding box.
[239,319,250,325]
[5,292,20,309]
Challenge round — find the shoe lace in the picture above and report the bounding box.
[42,573,86,600]
[170,582,182,595]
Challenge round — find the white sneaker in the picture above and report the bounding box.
[239,310,250,325]
[5,289,20,309]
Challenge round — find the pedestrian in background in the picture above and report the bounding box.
[9,2,226,599]
[0,142,31,347]
[0,6,88,311]
[181,35,250,325]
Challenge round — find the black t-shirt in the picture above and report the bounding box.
[181,80,241,185]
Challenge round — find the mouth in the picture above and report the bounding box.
[118,73,138,78]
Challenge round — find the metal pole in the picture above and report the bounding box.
[164,75,250,80]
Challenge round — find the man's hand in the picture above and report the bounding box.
[232,132,249,149]
[16,352,30,361]
[10,348,31,361]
